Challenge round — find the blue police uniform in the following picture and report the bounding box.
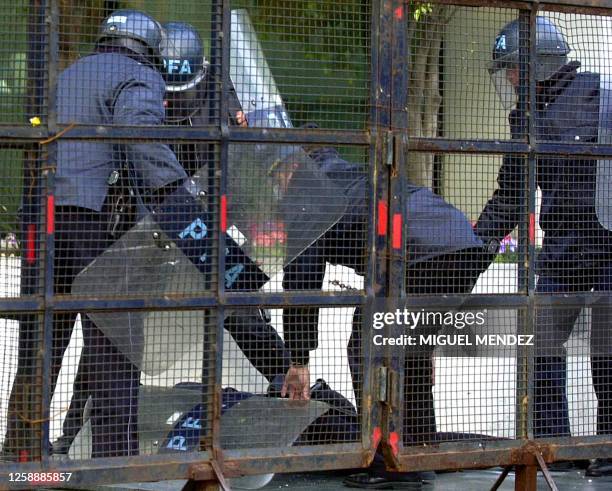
[283,145,485,444]
[4,47,187,459]
[475,62,612,438]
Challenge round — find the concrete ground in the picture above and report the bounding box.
[49,467,612,491]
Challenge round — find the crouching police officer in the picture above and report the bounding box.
[479,16,612,476]
[281,141,489,488]
[160,21,290,386]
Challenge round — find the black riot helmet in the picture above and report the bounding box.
[489,16,571,108]
[160,22,208,123]
[96,10,164,68]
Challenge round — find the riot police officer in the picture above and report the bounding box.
[4,9,186,460]
[159,21,290,383]
[281,141,488,488]
[49,21,291,457]
[479,16,612,476]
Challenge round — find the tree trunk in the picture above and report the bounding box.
[406,6,456,188]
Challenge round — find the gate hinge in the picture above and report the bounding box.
[376,365,399,408]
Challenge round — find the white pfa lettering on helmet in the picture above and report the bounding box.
[495,34,506,51]
[107,15,128,24]
[165,59,192,75]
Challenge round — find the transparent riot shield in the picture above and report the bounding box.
[229,8,348,275]
[68,387,329,490]
[72,184,269,375]
[226,144,348,276]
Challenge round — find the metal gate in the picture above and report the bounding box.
[0,1,611,490]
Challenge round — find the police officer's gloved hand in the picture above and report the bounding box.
[480,238,500,273]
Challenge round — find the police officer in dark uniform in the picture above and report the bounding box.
[479,16,612,476]
[4,9,186,460]
[160,21,290,384]
[280,141,487,487]
[48,21,291,456]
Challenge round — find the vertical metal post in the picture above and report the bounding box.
[370,0,403,470]
[22,0,47,462]
[514,9,534,452]
[192,0,226,489]
[362,0,388,465]
[40,0,58,465]
[385,0,409,464]
[525,4,539,446]
[515,465,538,491]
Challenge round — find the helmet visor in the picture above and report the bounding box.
[489,67,518,110]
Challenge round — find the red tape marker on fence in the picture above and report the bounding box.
[220,195,227,233]
[47,195,55,235]
[392,213,402,249]
[378,200,388,236]
[389,431,400,456]
[372,426,382,450]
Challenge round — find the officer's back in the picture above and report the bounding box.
[53,15,185,213]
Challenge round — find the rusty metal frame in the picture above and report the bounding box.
[2,0,612,490]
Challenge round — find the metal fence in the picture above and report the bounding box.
[0,0,612,490]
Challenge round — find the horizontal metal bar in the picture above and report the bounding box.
[0,446,365,489]
[0,292,364,313]
[210,444,365,478]
[3,292,612,313]
[546,437,612,462]
[398,440,524,472]
[407,138,530,155]
[536,142,612,157]
[431,0,534,9]
[0,124,369,146]
[0,452,214,491]
[408,138,612,157]
[538,0,612,11]
[397,436,612,472]
[431,0,612,12]
[397,295,526,309]
[0,298,44,312]
[0,126,47,142]
[223,292,364,307]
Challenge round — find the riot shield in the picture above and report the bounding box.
[72,184,269,375]
[67,386,329,490]
[596,72,612,231]
[229,9,348,275]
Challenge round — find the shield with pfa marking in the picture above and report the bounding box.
[72,186,270,375]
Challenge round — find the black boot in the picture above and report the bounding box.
[586,459,612,478]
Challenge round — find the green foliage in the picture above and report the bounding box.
[231,0,370,131]
[412,2,432,22]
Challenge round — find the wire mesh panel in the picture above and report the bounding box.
[0,312,45,462]
[229,1,371,131]
[372,306,524,446]
[392,0,612,478]
[44,309,216,460]
[0,1,42,126]
[5,0,612,488]
[401,6,520,144]
[0,147,31,299]
[1,0,373,486]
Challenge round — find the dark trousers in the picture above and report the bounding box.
[349,250,484,446]
[4,206,139,459]
[534,267,612,438]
